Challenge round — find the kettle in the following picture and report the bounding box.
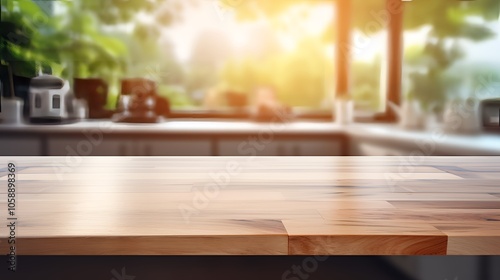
[29,74,70,123]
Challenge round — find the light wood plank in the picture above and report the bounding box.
[0,156,499,255]
[389,201,500,209]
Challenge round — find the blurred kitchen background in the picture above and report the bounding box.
[1,0,500,156]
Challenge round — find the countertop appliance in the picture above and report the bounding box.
[481,98,500,132]
[113,78,161,123]
[29,74,70,123]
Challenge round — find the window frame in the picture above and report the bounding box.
[159,0,404,123]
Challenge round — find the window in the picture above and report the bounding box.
[402,0,500,116]
[157,1,338,114]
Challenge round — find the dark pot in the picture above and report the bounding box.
[74,78,113,119]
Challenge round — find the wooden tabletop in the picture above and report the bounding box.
[1,156,499,255]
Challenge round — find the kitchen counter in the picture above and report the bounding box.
[348,124,500,156]
[0,119,345,135]
[1,120,500,156]
[1,156,499,255]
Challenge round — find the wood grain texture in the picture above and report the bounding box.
[0,156,499,255]
[284,219,447,255]
[288,235,447,255]
[12,235,288,255]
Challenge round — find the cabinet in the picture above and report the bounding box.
[48,137,211,156]
[356,142,410,156]
[0,138,42,156]
[49,138,127,156]
[136,140,211,156]
[217,139,341,156]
